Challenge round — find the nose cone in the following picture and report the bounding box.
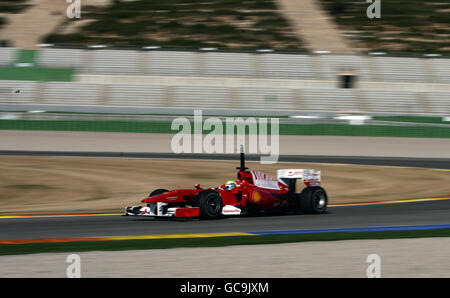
[141,192,167,203]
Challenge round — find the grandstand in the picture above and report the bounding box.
[0,47,16,66]
[41,82,102,106]
[37,48,85,69]
[260,54,315,79]
[0,46,449,115]
[0,0,449,116]
[431,59,450,84]
[0,47,449,115]
[25,47,450,83]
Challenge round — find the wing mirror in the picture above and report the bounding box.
[195,184,202,189]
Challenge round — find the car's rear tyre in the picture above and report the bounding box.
[195,190,223,219]
[300,186,328,214]
[149,189,168,197]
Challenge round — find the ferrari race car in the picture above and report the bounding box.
[125,151,328,219]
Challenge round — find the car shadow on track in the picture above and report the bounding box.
[122,210,332,222]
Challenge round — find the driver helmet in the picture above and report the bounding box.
[225,180,236,191]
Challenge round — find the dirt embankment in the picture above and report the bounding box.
[0,156,449,215]
[276,0,355,53]
[0,0,114,49]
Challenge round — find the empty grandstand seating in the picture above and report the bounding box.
[86,50,140,74]
[109,84,166,107]
[41,82,101,105]
[301,89,358,112]
[0,47,16,66]
[173,85,230,108]
[37,48,84,69]
[0,79,449,114]
[362,90,421,114]
[146,51,200,76]
[0,80,36,103]
[430,58,450,84]
[1,47,450,115]
[318,55,372,81]
[259,53,315,79]
[373,57,427,82]
[427,91,450,114]
[2,47,449,85]
[236,87,294,110]
[203,52,256,77]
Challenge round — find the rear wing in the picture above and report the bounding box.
[277,169,321,186]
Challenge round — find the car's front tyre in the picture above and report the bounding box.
[195,190,223,219]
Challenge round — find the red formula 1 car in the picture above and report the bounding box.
[125,152,328,219]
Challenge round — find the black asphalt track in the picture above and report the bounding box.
[0,151,449,240]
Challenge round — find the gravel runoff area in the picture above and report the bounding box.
[1,237,449,277]
[1,155,449,215]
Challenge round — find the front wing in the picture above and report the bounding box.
[124,203,242,218]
